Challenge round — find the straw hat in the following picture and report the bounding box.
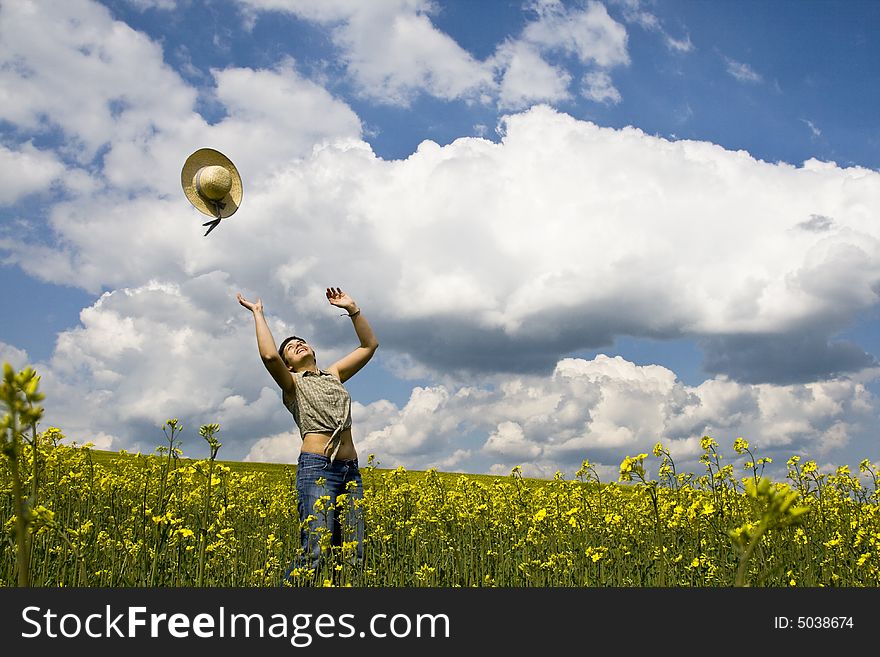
[181,148,243,220]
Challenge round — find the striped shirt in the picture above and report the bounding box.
[283,369,352,463]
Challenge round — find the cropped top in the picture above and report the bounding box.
[283,369,352,463]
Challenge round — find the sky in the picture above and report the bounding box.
[1,0,879,485]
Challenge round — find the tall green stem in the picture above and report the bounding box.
[7,413,29,587]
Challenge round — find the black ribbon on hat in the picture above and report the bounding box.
[201,204,224,236]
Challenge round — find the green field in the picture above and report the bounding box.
[85,447,545,489]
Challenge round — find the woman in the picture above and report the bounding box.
[237,287,378,582]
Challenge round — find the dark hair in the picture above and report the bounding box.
[278,336,311,367]
[278,336,301,366]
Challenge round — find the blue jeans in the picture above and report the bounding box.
[284,451,364,582]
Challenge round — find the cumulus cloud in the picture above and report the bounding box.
[237,0,494,105]
[503,0,630,106]
[244,430,300,464]
[7,94,880,385]
[0,143,67,205]
[232,107,880,386]
[333,355,879,479]
[0,1,361,292]
[206,60,363,178]
[0,0,196,163]
[28,281,878,473]
[0,0,360,188]
[494,40,572,110]
[353,385,468,459]
[522,0,629,68]
[34,276,304,458]
[581,70,621,104]
[238,0,631,110]
[484,421,544,460]
[0,342,31,371]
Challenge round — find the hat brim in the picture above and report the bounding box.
[181,148,243,219]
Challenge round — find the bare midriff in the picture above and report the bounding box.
[300,428,357,461]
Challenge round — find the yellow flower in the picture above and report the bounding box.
[619,453,647,481]
[823,534,842,549]
[733,437,749,453]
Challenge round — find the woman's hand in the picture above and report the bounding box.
[237,292,263,314]
[326,287,357,314]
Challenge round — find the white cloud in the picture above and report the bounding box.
[490,0,632,110]
[32,275,303,457]
[238,0,630,110]
[0,1,360,191]
[494,40,572,110]
[206,60,362,178]
[0,143,66,205]
[0,342,31,371]
[84,431,117,450]
[484,421,543,459]
[523,0,629,68]
[4,1,880,479]
[0,2,361,292]
[338,355,878,478]
[612,0,693,52]
[581,70,622,104]
[355,385,463,457]
[0,0,196,163]
[238,0,494,105]
[801,118,822,138]
[244,430,300,463]
[8,101,880,382]
[725,56,762,83]
[335,8,494,105]
[665,33,694,53]
[430,448,473,472]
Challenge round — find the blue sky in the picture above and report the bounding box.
[1,0,879,483]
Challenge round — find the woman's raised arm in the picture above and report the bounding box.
[237,293,295,395]
[325,287,379,383]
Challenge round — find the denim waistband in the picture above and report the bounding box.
[299,451,358,466]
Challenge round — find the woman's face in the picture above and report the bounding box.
[283,338,315,370]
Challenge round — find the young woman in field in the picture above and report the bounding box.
[237,287,378,582]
